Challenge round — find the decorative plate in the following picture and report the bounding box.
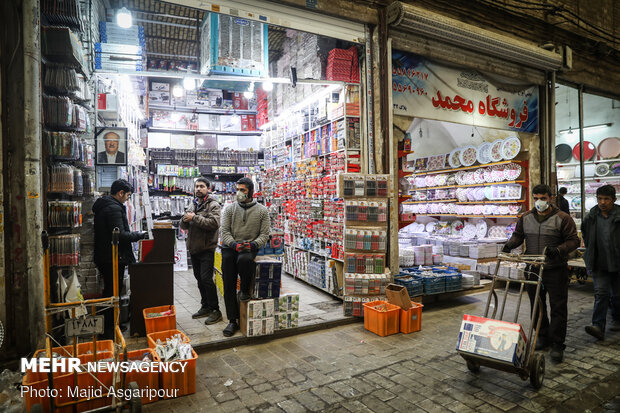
[490,139,505,162]
[476,220,488,238]
[477,142,492,165]
[462,223,477,239]
[555,143,573,163]
[585,197,597,210]
[501,136,521,160]
[572,142,596,161]
[503,163,522,181]
[451,220,464,233]
[598,137,620,159]
[505,223,517,238]
[474,169,485,183]
[483,167,493,182]
[415,158,428,171]
[595,163,610,177]
[570,197,581,209]
[448,148,462,168]
[426,222,437,233]
[428,154,446,171]
[459,146,478,167]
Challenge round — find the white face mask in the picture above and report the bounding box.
[535,199,549,212]
[236,191,248,203]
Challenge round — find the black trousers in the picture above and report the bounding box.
[97,261,126,339]
[222,248,256,322]
[527,265,569,348]
[190,250,219,312]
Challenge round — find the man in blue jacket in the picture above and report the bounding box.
[582,184,620,340]
[93,179,148,338]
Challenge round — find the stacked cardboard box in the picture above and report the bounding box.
[253,260,282,299]
[97,22,146,71]
[274,292,300,330]
[240,299,275,337]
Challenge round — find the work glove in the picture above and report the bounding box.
[545,247,560,259]
[501,244,512,253]
[249,242,258,253]
[233,242,244,253]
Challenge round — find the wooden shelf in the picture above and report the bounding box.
[409,159,525,176]
[403,199,457,204]
[408,180,525,192]
[415,214,520,219]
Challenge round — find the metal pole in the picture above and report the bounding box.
[549,72,556,187]
[578,86,585,218]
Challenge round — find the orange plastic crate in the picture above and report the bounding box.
[363,300,400,337]
[22,370,74,413]
[400,301,424,334]
[76,351,114,412]
[76,340,114,356]
[147,329,190,349]
[143,305,176,335]
[159,349,198,399]
[123,348,161,404]
[33,344,76,359]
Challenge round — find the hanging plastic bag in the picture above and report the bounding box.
[63,269,86,317]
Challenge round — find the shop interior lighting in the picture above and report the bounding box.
[387,2,563,71]
[172,85,184,98]
[170,112,182,123]
[116,7,133,29]
[183,77,197,91]
[559,123,612,134]
[244,82,255,99]
[262,80,274,92]
[197,138,205,145]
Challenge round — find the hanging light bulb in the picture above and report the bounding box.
[116,7,133,29]
[172,85,184,98]
[183,77,196,91]
[262,80,273,92]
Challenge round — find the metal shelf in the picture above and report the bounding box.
[558,176,620,182]
[557,157,620,167]
[147,127,262,135]
[408,159,524,176]
[149,103,256,115]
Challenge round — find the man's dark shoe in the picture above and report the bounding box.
[223,321,239,337]
[609,320,620,332]
[585,325,605,340]
[535,337,550,351]
[204,310,222,325]
[238,292,251,301]
[192,308,210,319]
[550,344,564,363]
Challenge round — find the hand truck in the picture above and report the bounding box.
[458,252,547,389]
[33,228,142,412]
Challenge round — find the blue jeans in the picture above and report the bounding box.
[592,270,620,329]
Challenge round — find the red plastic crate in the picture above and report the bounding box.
[400,301,424,334]
[363,300,400,337]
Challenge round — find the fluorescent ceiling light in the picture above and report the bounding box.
[172,85,184,98]
[262,81,273,92]
[116,7,133,29]
[183,77,196,90]
[559,123,612,134]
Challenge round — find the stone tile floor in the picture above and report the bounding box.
[141,281,620,412]
[126,270,346,350]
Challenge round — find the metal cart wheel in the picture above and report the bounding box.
[466,360,480,373]
[529,353,545,389]
[128,381,143,413]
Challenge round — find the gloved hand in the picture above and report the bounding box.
[545,247,560,258]
[242,241,253,252]
[501,244,512,253]
[249,242,258,253]
[233,242,245,253]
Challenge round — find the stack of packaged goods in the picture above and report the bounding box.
[253,260,282,299]
[326,47,360,83]
[97,22,146,71]
[274,292,300,330]
[241,292,301,337]
[341,174,391,316]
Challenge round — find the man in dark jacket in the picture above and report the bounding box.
[93,179,147,338]
[503,184,579,363]
[557,187,570,214]
[179,178,222,325]
[582,185,620,340]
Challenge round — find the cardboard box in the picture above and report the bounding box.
[385,283,412,310]
[151,82,169,91]
[456,314,527,368]
[247,318,275,337]
[240,299,277,336]
[274,312,299,330]
[275,293,299,313]
[149,91,170,105]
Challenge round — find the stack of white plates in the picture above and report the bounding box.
[462,274,475,289]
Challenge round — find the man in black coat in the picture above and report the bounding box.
[557,187,570,214]
[93,179,147,338]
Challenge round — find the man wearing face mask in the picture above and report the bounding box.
[502,184,579,363]
[180,177,222,325]
[220,177,271,337]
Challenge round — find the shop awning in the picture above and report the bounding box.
[387,2,564,85]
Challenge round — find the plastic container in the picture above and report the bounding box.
[33,344,76,359]
[445,273,463,292]
[22,370,74,413]
[362,300,400,337]
[76,351,114,412]
[421,275,446,295]
[160,349,198,398]
[143,305,176,335]
[76,339,114,356]
[394,275,423,297]
[400,301,424,334]
[147,329,190,349]
[123,348,161,404]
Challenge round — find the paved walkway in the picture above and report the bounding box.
[142,282,620,412]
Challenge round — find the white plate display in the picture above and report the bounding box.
[426,222,436,233]
[451,220,464,234]
[476,220,488,238]
[448,148,462,168]
[501,136,521,160]
[595,163,610,176]
[462,223,477,239]
[477,142,492,165]
[489,139,505,162]
[459,146,478,167]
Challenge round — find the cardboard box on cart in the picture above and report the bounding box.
[456,314,528,368]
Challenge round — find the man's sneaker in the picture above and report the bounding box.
[223,321,239,337]
[192,308,210,319]
[585,325,605,340]
[550,344,564,363]
[609,320,620,332]
[238,292,251,301]
[204,310,222,325]
[535,337,550,351]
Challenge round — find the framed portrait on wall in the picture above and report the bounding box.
[95,127,128,166]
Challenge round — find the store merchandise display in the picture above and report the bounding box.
[48,201,82,228]
[43,95,90,131]
[253,260,282,299]
[96,22,146,72]
[241,292,301,337]
[49,235,81,266]
[341,173,392,315]
[150,196,192,217]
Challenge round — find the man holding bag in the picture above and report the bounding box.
[502,184,579,363]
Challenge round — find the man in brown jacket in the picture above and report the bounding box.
[503,184,579,363]
[180,178,222,324]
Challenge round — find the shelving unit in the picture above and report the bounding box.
[148,127,262,135]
